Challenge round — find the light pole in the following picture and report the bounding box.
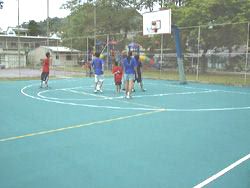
[94,1,96,50]
[18,0,20,77]
[47,0,49,46]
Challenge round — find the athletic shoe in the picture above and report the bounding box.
[94,90,97,93]
[142,89,146,92]
[126,95,132,99]
[99,90,103,93]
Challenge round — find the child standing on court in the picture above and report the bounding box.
[92,52,105,93]
[134,55,146,92]
[122,51,137,99]
[112,61,123,93]
[40,52,51,88]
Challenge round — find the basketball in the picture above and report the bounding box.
[100,54,105,59]
[139,55,146,62]
[139,55,150,63]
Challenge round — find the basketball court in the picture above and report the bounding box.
[0,77,250,188]
[0,4,249,188]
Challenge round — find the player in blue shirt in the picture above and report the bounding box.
[92,52,105,93]
[122,51,137,99]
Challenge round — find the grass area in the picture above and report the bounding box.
[0,67,249,86]
[143,70,250,86]
[189,74,250,86]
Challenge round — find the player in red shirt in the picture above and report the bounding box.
[112,61,123,93]
[40,52,51,88]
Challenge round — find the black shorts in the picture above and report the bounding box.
[41,72,49,81]
[115,80,122,85]
[135,73,142,83]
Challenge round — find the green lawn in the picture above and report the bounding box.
[1,66,249,86]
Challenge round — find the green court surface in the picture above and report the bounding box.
[0,78,250,188]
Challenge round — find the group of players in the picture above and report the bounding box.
[40,50,145,99]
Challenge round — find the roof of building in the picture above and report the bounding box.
[42,46,81,53]
[7,27,29,32]
[0,34,61,40]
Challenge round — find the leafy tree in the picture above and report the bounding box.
[168,0,250,72]
[61,1,142,40]
[26,20,41,36]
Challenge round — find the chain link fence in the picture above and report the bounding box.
[0,22,249,85]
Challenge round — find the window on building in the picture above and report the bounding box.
[8,31,15,35]
[10,42,17,48]
[66,54,72,61]
[23,43,29,48]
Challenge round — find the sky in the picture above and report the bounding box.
[0,0,70,30]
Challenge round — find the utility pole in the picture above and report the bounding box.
[47,0,49,46]
[18,0,20,77]
[94,1,96,50]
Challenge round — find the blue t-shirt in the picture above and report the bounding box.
[122,57,137,74]
[92,58,104,75]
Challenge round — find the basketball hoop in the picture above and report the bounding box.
[151,20,161,34]
[0,0,4,9]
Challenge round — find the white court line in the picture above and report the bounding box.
[166,106,250,112]
[147,82,250,95]
[193,153,250,188]
[37,87,250,111]
[37,87,106,101]
[37,86,217,101]
[38,87,164,109]
[65,88,163,109]
[21,82,250,112]
[21,84,164,111]
[217,90,250,95]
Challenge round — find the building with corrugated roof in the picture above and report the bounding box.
[28,46,81,67]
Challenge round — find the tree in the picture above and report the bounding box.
[168,0,250,72]
[27,20,41,36]
[61,1,142,37]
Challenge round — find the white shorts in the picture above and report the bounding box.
[95,74,104,83]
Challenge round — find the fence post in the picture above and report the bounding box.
[106,34,109,71]
[160,33,163,77]
[196,25,201,81]
[86,37,89,65]
[244,22,249,84]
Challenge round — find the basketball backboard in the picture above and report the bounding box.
[143,9,171,35]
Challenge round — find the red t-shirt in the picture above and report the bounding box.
[112,66,123,82]
[42,58,50,73]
